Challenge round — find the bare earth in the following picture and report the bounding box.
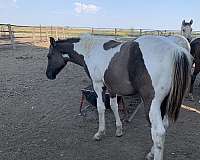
[0,44,200,160]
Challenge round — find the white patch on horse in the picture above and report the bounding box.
[74,34,122,140]
[62,54,70,58]
[74,34,122,81]
[136,36,173,91]
[136,36,191,89]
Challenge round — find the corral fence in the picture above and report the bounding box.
[1,23,200,48]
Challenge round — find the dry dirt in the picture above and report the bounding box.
[0,44,200,160]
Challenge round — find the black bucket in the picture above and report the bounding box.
[81,85,122,109]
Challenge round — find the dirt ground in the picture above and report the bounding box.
[0,44,200,160]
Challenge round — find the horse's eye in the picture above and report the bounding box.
[183,29,185,32]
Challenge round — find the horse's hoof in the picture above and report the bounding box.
[187,93,194,101]
[115,126,123,137]
[93,130,105,141]
[145,152,154,160]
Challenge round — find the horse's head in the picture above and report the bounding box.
[46,37,80,80]
[181,19,193,42]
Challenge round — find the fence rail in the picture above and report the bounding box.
[1,23,200,48]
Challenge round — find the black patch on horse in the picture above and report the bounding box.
[103,40,121,51]
[127,41,155,123]
[57,37,80,44]
[160,93,169,119]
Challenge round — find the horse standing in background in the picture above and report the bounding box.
[181,19,193,42]
[46,34,192,160]
[181,19,200,96]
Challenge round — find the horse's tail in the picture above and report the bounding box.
[167,49,192,121]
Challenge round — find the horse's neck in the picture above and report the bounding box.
[70,52,84,66]
[84,45,121,81]
[69,52,91,79]
[74,35,121,80]
[74,36,110,57]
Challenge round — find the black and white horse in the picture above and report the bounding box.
[181,19,200,96]
[46,34,192,160]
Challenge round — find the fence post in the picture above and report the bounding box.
[130,28,134,37]
[8,24,15,49]
[91,28,94,34]
[51,25,53,37]
[56,27,58,39]
[46,27,48,42]
[62,27,65,38]
[114,28,117,37]
[140,29,142,36]
[40,24,42,42]
[32,27,35,44]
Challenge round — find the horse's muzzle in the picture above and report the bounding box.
[46,71,56,80]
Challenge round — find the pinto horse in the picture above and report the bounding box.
[46,35,192,160]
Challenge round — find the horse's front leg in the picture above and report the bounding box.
[93,82,106,140]
[110,97,123,137]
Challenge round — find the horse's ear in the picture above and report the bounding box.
[190,19,193,25]
[50,37,56,46]
[182,20,186,26]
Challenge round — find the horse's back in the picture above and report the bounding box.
[167,35,191,52]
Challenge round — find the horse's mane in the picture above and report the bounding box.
[75,34,113,56]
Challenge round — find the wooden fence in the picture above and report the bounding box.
[1,24,200,48]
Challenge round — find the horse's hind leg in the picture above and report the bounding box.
[138,88,155,160]
[146,114,169,160]
[110,97,123,137]
[148,98,166,160]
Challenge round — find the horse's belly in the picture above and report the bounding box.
[109,81,135,95]
[104,71,135,96]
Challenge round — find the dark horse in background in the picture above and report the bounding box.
[181,19,200,97]
[46,34,192,160]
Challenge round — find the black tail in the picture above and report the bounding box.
[167,51,192,121]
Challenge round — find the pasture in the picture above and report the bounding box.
[0,43,200,160]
